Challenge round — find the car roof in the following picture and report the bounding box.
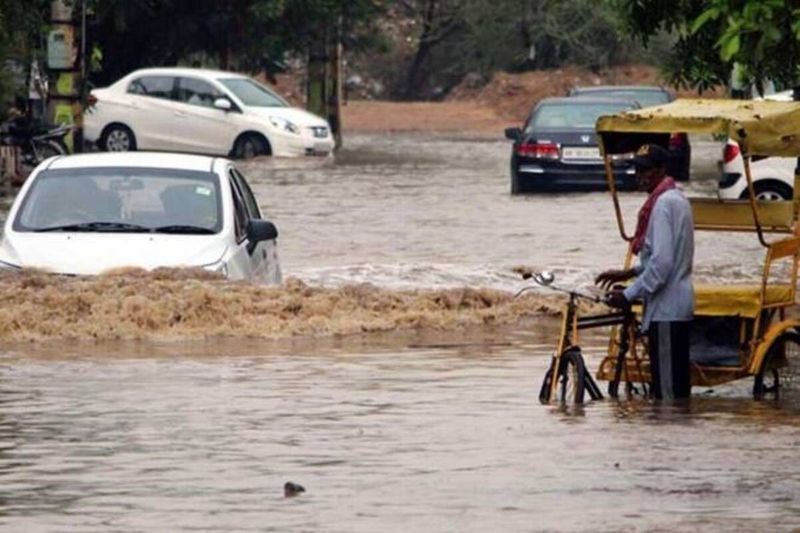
[45,152,223,172]
[537,96,639,106]
[570,85,668,93]
[124,67,247,80]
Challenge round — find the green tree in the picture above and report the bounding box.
[691,0,800,96]
[612,0,730,93]
[88,0,381,86]
[0,0,50,112]
[395,0,638,99]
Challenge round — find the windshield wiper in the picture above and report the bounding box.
[34,222,153,233]
[152,224,216,234]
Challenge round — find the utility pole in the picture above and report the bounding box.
[47,0,84,152]
[306,17,344,149]
[328,16,343,149]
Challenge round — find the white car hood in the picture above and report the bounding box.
[1,233,226,275]
[246,106,329,127]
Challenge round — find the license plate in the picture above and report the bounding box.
[562,146,600,160]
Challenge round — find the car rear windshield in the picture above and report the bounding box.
[13,167,223,233]
[573,90,670,108]
[527,102,634,131]
[219,78,288,107]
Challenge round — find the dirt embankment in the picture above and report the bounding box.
[340,64,720,135]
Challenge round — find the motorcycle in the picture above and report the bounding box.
[0,116,71,171]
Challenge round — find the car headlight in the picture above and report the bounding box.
[269,116,301,135]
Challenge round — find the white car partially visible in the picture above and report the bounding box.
[0,152,281,282]
[719,91,795,200]
[84,67,334,159]
[719,139,795,200]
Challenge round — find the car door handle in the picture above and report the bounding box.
[173,111,187,117]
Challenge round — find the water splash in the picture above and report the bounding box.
[0,268,572,342]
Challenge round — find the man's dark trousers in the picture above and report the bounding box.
[648,321,691,400]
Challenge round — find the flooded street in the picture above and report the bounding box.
[2,133,800,531]
[239,133,766,289]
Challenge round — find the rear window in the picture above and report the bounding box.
[128,76,175,99]
[14,167,222,233]
[527,102,634,131]
[573,90,670,108]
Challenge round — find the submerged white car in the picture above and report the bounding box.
[84,67,334,158]
[0,152,281,282]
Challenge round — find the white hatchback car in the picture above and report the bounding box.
[719,138,795,200]
[84,67,334,158]
[719,91,796,200]
[0,152,281,282]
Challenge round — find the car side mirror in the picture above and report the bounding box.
[246,219,278,243]
[213,98,233,111]
[505,127,522,141]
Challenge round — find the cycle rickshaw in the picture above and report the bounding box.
[536,99,800,403]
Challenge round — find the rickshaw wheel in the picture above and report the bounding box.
[754,331,800,400]
[538,366,554,404]
[556,349,587,404]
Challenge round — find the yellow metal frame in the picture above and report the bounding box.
[592,98,800,389]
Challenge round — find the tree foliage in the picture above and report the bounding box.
[88,0,382,85]
[614,0,800,94]
[395,0,639,99]
[0,0,50,107]
[611,0,730,92]
[691,0,800,93]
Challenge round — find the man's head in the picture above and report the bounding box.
[632,143,670,192]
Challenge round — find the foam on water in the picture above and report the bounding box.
[0,268,585,342]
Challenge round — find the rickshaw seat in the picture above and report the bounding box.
[694,284,794,319]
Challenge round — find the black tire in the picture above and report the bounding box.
[555,348,587,404]
[754,331,800,400]
[539,365,554,404]
[233,133,271,159]
[100,124,137,152]
[740,180,793,201]
[510,161,521,194]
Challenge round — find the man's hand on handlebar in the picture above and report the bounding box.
[594,268,636,290]
[604,288,630,310]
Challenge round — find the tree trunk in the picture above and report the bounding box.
[402,0,437,100]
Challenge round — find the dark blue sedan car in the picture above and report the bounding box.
[505,97,639,194]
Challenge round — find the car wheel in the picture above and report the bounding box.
[233,134,271,159]
[510,160,521,194]
[740,180,793,201]
[101,124,137,152]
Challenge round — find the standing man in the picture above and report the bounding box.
[595,143,694,400]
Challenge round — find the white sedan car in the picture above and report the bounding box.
[0,152,281,282]
[84,67,334,158]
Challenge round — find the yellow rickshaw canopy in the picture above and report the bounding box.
[597,98,800,157]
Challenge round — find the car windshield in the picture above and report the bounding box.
[527,102,634,131]
[219,78,288,107]
[14,167,222,233]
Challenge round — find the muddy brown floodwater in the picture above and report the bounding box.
[1,133,799,532]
